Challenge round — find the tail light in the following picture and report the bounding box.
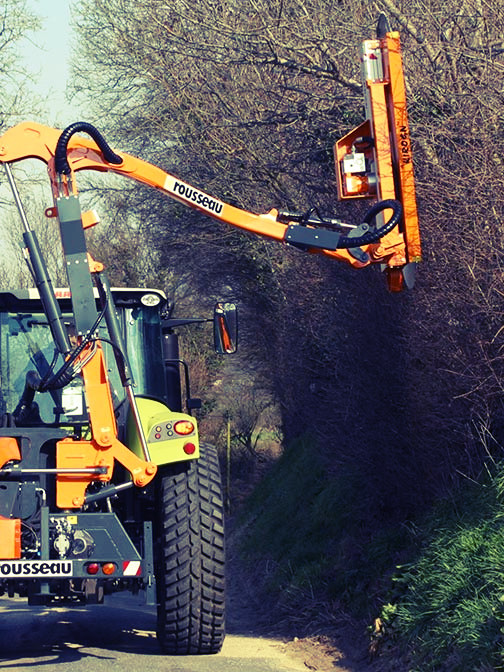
[174,420,195,436]
[183,442,196,455]
[102,562,116,575]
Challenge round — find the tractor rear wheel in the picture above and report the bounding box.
[155,443,226,654]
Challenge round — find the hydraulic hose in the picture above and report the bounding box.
[279,199,403,251]
[336,199,403,248]
[55,122,123,175]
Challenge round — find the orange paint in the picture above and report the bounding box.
[0,437,20,467]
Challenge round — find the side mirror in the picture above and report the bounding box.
[213,302,238,354]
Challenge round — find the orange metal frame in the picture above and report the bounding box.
[386,34,421,263]
[56,343,157,508]
[334,32,421,276]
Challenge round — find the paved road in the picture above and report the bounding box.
[0,594,309,672]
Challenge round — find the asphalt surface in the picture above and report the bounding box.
[0,594,308,672]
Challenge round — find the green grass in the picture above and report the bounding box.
[379,465,504,671]
[238,437,504,671]
[237,436,408,617]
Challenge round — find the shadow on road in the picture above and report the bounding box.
[0,532,376,672]
[224,525,378,672]
[0,596,160,663]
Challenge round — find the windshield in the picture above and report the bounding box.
[0,312,122,425]
[124,305,166,399]
[0,302,166,426]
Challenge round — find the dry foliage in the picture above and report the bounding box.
[71,0,504,515]
[0,0,41,131]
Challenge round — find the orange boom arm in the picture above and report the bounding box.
[0,22,420,289]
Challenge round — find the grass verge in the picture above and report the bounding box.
[236,436,410,627]
[376,464,504,671]
[237,436,504,671]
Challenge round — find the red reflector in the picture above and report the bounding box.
[174,420,195,436]
[183,442,196,455]
[122,561,141,576]
[102,562,116,575]
[86,563,100,575]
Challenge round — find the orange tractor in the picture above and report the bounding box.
[0,17,419,655]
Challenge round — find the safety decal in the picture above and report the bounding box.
[0,560,73,578]
[122,560,141,576]
[164,176,224,215]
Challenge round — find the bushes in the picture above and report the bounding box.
[76,0,504,517]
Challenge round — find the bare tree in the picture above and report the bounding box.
[0,1,58,287]
[0,0,41,131]
[71,0,504,513]
[72,0,370,211]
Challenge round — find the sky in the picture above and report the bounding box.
[23,0,76,122]
[2,1,80,232]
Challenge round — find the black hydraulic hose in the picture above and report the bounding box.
[95,273,134,387]
[54,122,123,175]
[13,375,37,420]
[36,296,109,393]
[336,199,402,249]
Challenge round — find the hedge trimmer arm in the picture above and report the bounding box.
[0,21,420,290]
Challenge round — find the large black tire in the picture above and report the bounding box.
[155,443,226,654]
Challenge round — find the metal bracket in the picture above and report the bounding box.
[143,521,157,606]
[57,195,98,335]
[285,224,342,251]
[346,223,371,264]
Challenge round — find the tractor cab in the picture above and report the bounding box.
[0,288,168,429]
